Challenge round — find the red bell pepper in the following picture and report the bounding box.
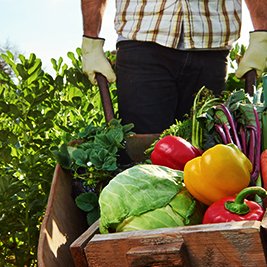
[150,135,201,171]
[202,186,267,224]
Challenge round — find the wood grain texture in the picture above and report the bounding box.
[85,228,190,267]
[37,165,88,267]
[79,219,267,267]
[70,220,99,267]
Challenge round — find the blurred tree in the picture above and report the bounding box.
[0,41,19,76]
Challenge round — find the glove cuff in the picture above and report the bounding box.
[82,36,105,54]
[83,35,105,41]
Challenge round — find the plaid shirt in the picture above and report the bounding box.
[114,0,242,49]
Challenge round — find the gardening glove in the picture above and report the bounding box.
[236,31,267,79]
[81,36,116,84]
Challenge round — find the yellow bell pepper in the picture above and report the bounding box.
[184,144,252,206]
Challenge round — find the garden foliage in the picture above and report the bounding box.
[0,48,117,266]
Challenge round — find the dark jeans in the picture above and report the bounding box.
[116,40,229,134]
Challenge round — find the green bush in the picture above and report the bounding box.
[0,48,117,266]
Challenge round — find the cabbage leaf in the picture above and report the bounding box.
[99,164,184,233]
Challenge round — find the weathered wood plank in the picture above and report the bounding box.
[81,220,267,267]
[38,165,88,267]
[180,221,266,266]
[85,228,190,267]
[70,220,99,267]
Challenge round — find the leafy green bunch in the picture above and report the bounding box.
[53,119,134,187]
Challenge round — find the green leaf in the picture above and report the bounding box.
[67,51,80,68]
[8,103,21,117]
[51,58,57,69]
[89,149,111,170]
[214,109,228,124]
[122,123,134,134]
[25,94,34,104]
[78,124,99,139]
[18,54,26,64]
[1,52,19,76]
[16,63,28,79]
[0,70,11,82]
[52,144,72,169]
[116,205,184,232]
[28,58,41,76]
[72,148,89,167]
[75,192,98,212]
[34,92,50,105]
[0,101,9,113]
[44,110,57,120]
[87,207,100,226]
[27,61,43,84]
[101,156,117,171]
[71,96,82,106]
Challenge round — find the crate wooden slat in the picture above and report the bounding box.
[84,226,191,267]
[180,219,267,266]
[70,214,267,267]
[70,220,99,267]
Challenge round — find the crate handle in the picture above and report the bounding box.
[126,239,190,267]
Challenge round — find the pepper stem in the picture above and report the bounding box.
[224,186,267,215]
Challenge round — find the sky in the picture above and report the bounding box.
[1,0,253,74]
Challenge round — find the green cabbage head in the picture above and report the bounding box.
[99,164,204,234]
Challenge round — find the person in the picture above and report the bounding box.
[81,0,267,134]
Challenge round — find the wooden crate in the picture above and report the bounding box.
[70,214,267,267]
[38,164,267,267]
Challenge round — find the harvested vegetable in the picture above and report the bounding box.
[184,143,252,206]
[261,76,267,151]
[261,149,267,190]
[191,86,221,149]
[198,89,262,185]
[202,186,267,224]
[52,118,134,185]
[98,164,204,234]
[150,135,201,171]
